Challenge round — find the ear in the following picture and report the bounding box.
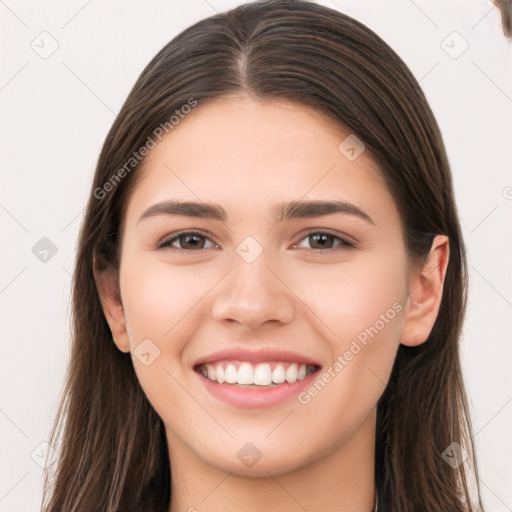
[93,258,131,353]
[400,235,450,347]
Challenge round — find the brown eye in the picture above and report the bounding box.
[309,233,335,249]
[296,232,355,251]
[159,232,218,251]
[177,233,205,249]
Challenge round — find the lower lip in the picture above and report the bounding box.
[195,370,319,409]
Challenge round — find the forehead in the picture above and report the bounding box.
[123,97,398,227]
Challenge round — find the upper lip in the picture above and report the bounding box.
[193,347,322,368]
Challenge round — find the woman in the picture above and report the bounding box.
[41,1,484,510]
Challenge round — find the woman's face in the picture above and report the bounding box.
[110,97,413,475]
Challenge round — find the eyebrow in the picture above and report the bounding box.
[137,199,374,225]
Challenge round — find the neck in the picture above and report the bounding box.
[167,410,377,512]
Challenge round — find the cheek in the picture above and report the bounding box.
[118,255,221,413]
[337,264,406,345]
[293,255,406,435]
[119,253,222,349]
[288,251,407,348]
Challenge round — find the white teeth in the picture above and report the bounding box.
[285,364,298,383]
[237,363,253,385]
[198,361,316,386]
[253,363,273,386]
[216,365,225,384]
[206,364,215,381]
[225,364,237,384]
[272,363,286,384]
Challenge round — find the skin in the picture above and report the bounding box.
[96,96,449,512]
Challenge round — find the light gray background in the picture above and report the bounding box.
[1,0,511,510]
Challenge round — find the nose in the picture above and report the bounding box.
[210,248,296,330]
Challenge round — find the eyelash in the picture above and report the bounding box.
[158,230,356,253]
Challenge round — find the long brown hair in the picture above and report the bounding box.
[41,1,484,510]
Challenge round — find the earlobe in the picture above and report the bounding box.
[400,235,450,347]
[93,259,131,353]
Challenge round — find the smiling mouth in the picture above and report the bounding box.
[194,361,320,388]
